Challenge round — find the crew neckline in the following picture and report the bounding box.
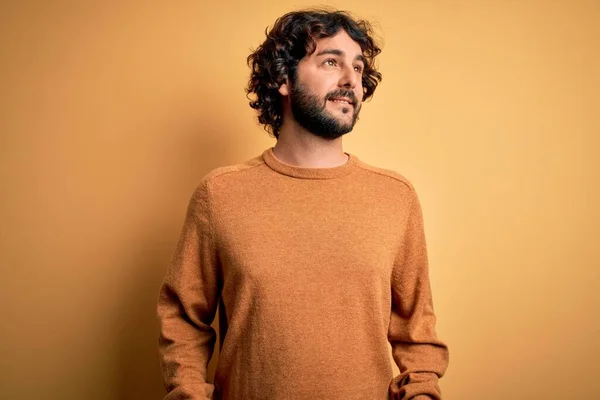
[262,147,358,179]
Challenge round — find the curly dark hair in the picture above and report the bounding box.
[246,8,383,139]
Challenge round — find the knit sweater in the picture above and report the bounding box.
[157,147,449,400]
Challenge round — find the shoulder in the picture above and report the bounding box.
[190,154,265,198]
[183,155,265,219]
[354,158,417,193]
[354,159,426,218]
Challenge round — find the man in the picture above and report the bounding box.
[157,8,449,400]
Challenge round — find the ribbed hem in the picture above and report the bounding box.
[262,147,357,179]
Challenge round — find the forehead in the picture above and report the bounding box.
[310,30,363,59]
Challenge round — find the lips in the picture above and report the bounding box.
[328,97,354,106]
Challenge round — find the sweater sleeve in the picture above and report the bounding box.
[388,188,450,400]
[157,180,221,400]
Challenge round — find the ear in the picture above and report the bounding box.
[278,78,290,96]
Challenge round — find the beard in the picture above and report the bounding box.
[289,80,361,140]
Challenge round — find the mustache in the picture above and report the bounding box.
[325,90,358,104]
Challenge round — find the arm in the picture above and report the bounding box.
[157,180,221,400]
[388,188,450,400]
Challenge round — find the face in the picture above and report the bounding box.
[279,30,365,140]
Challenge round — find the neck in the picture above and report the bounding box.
[273,114,348,169]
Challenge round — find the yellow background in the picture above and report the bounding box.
[1,1,598,399]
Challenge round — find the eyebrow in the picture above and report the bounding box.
[315,49,366,65]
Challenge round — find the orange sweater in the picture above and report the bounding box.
[157,147,449,400]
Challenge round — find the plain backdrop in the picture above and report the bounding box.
[1,1,598,399]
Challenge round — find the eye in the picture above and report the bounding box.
[354,64,364,73]
[324,58,337,66]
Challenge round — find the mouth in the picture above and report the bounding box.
[328,97,354,106]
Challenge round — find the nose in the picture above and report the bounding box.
[339,63,359,89]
